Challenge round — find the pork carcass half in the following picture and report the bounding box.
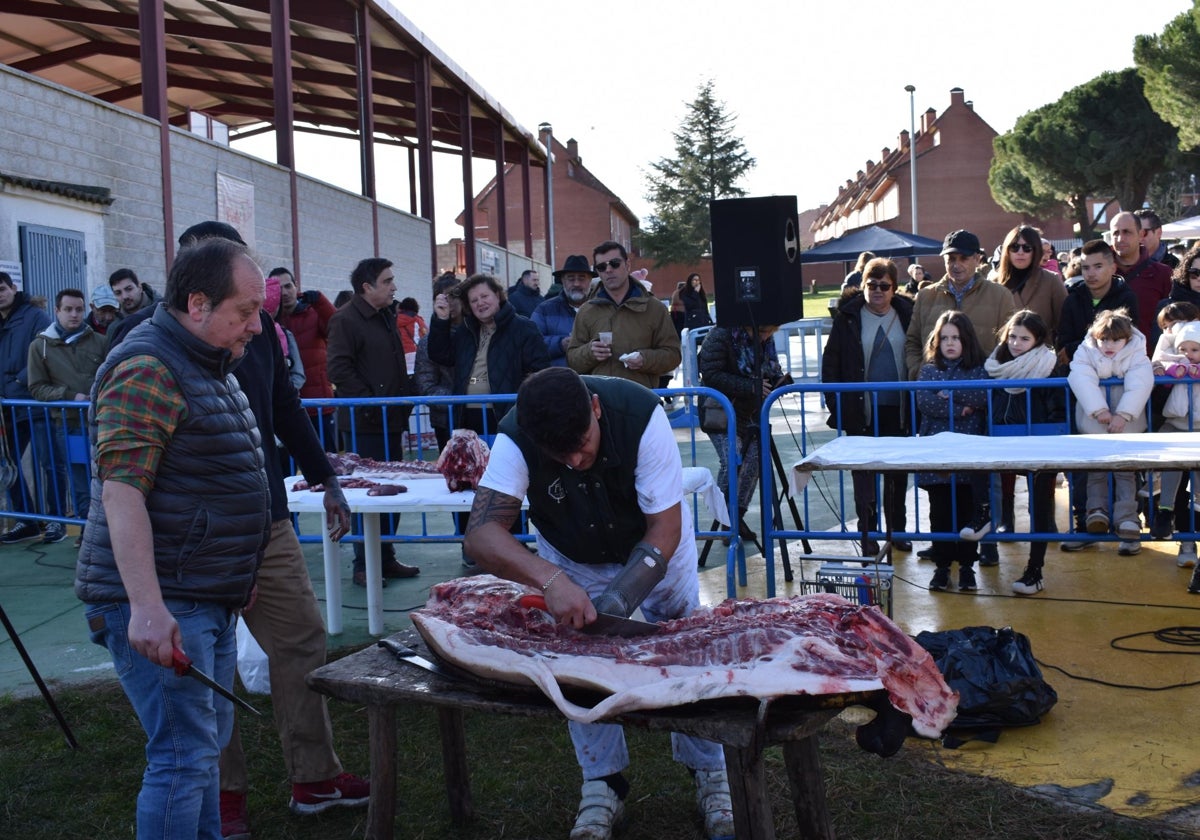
[410,575,958,739]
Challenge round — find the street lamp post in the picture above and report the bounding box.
[905,85,918,235]
[538,122,555,267]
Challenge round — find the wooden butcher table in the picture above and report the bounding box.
[308,629,871,840]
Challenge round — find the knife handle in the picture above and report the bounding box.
[378,638,418,658]
[171,647,191,677]
[518,594,548,611]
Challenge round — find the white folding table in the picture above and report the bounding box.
[288,466,730,635]
[791,431,1200,496]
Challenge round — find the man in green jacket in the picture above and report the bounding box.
[566,240,681,390]
[28,287,108,544]
[903,230,1015,566]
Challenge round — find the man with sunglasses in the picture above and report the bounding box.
[1134,208,1179,270]
[903,229,1015,379]
[566,241,681,390]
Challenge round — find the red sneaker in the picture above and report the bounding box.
[219,790,251,840]
[289,772,370,815]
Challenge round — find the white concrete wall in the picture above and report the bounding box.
[0,64,433,306]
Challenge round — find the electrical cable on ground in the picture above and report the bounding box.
[882,571,1200,690]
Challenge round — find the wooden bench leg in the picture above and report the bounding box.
[438,707,473,823]
[723,743,775,840]
[783,735,834,839]
[366,704,397,840]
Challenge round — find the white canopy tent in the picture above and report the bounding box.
[1161,216,1200,239]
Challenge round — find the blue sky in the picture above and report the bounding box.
[240,0,1195,238]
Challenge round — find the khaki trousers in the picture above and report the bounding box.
[220,519,341,790]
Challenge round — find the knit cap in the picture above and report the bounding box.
[1175,321,1200,350]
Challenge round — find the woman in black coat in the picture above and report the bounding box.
[681,273,713,331]
[428,273,550,437]
[820,258,914,553]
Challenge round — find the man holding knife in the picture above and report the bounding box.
[464,367,734,840]
[74,238,276,839]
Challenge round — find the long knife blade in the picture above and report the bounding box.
[581,610,660,638]
[517,594,658,637]
[171,648,262,716]
[377,638,449,675]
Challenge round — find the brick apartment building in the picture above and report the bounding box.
[453,131,720,300]
[804,87,1076,290]
[457,133,635,273]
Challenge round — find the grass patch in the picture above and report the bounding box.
[0,647,1189,839]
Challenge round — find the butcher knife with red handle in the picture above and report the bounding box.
[518,594,658,637]
[171,647,262,716]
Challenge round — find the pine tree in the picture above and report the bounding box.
[639,81,755,265]
[1135,5,1200,150]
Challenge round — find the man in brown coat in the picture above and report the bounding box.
[327,257,418,585]
[903,230,1015,379]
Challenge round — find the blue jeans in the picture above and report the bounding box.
[31,418,90,520]
[87,599,236,840]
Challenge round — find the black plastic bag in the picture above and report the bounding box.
[915,625,1057,730]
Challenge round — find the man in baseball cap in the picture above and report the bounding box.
[905,229,1013,377]
[940,229,984,258]
[903,228,1015,568]
[87,284,120,335]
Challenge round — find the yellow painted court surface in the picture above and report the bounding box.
[708,499,1200,831]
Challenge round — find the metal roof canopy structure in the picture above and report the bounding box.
[0,0,549,274]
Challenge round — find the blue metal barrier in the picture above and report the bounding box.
[10,373,1198,605]
[758,376,1200,597]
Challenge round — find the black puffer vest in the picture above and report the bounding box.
[74,307,270,606]
[499,376,658,566]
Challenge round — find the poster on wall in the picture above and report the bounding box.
[0,261,23,290]
[480,247,500,276]
[216,173,255,251]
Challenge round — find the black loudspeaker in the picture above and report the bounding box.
[710,196,804,327]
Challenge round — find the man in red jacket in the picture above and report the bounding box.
[275,267,337,447]
[1109,211,1171,346]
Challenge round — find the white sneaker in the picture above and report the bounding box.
[694,769,735,839]
[1118,540,1142,556]
[1116,520,1142,540]
[570,780,625,840]
[1179,541,1198,569]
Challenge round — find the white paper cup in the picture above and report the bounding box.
[598,331,613,345]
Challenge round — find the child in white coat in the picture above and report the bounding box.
[1148,303,1200,562]
[1067,308,1154,555]
[1157,321,1200,589]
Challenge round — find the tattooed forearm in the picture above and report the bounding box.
[467,487,521,532]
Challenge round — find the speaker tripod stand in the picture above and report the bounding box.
[697,430,803,584]
[1,599,77,747]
